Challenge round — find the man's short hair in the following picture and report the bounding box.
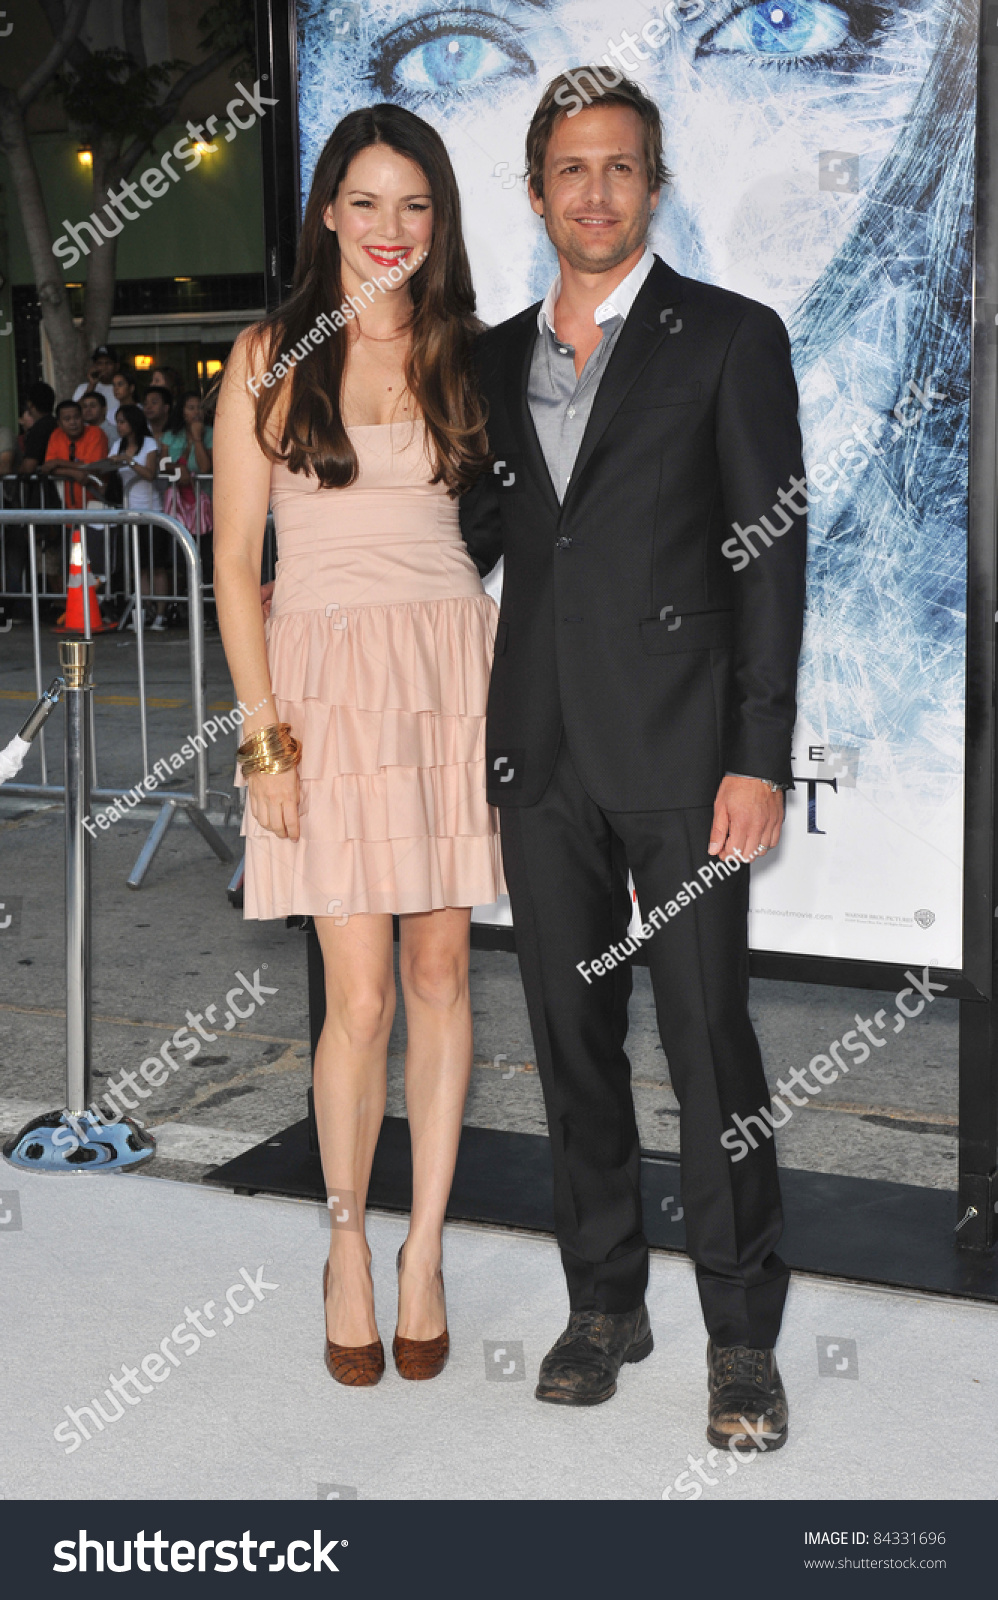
[526,69,671,200]
[81,391,107,411]
[27,380,55,414]
[144,384,173,407]
[55,399,83,419]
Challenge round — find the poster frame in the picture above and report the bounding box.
[253,0,998,1248]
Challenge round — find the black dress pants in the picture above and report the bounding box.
[499,737,789,1349]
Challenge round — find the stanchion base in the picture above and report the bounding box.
[2,1110,156,1173]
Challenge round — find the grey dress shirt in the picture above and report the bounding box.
[526,246,654,503]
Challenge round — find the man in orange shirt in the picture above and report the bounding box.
[40,399,106,510]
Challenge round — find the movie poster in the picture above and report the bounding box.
[295,0,975,966]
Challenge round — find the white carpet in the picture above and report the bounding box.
[2,1167,994,1501]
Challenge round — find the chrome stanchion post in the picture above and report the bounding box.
[63,640,92,1117]
[2,640,156,1175]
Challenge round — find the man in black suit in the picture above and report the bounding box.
[460,69,807,1447]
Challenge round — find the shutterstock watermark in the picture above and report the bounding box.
[721,967,947,1161]
[663,1415,776,1499]
[246,250,427,396]
[53,1528,340,1574]
[555,8,708,116]
[51,966,279,1152]
[577,844,766,983]
[53,1265,279,1455]
[52,79,278,271]
[723,377,946,571]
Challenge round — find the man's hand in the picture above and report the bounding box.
[708,775,784,864]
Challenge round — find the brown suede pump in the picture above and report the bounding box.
[321,1260,385,1386]
[392,1244,450,1380]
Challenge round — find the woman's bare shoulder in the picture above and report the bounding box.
[217,323,290,450]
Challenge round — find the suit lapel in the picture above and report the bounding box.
[562,257,687,512]
[502,304,561,517]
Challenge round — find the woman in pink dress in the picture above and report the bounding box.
[213,106,501,1386]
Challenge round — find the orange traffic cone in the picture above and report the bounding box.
[54,528,104,634]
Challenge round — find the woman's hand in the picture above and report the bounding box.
[260,580,275,620]
[247,766,300,840]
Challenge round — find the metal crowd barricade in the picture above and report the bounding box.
[0,473,274,614]
[0,507,234,888]
[0,474,113,610]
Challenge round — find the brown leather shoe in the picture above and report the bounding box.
[535,1305,653,1406]
[393,1244,449,1380]
[322,1261,385,1386]
[706,1339,788,1451]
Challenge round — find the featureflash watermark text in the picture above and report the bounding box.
[246,251,426,396]
[577,844,766,983]
[82,700,261,836]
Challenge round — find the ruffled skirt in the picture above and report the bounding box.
[239,593,504,919]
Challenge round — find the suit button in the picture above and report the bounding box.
[555,535,572,549]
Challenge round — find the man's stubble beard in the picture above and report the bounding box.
[544,198,652,277]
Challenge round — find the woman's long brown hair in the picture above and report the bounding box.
[249,104,488,495]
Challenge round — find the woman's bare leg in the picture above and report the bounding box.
[396,906,473,1339]
[313,911,396,1346]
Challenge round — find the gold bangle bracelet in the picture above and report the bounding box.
[237,722,295,759]
[238,722,302,778]
[239,742,302,776]
[241,755,301,777]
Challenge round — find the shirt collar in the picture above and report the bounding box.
[538,245,655,337]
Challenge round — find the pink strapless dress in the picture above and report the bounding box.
[239,421,504,919]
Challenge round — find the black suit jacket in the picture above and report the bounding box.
[460,255,807,811]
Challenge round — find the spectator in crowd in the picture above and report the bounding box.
[39,400,114,616]
[163,390,213,498]
[150,365,184,400]
[39,400,106,511]
[162,388,215,622]
[0,422,13,476]
[142,384,173,456]
[80,390,117,451]
[164,391,213,467]
[3,412,32,613]
[96,401,169,631]
[18,382,58,482]
[111,366,138,413]
[12,383,61,603]
[73,345,119,423]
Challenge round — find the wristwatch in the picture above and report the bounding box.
[727,773,789,792]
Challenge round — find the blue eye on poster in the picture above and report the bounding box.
[294,0,976,969]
